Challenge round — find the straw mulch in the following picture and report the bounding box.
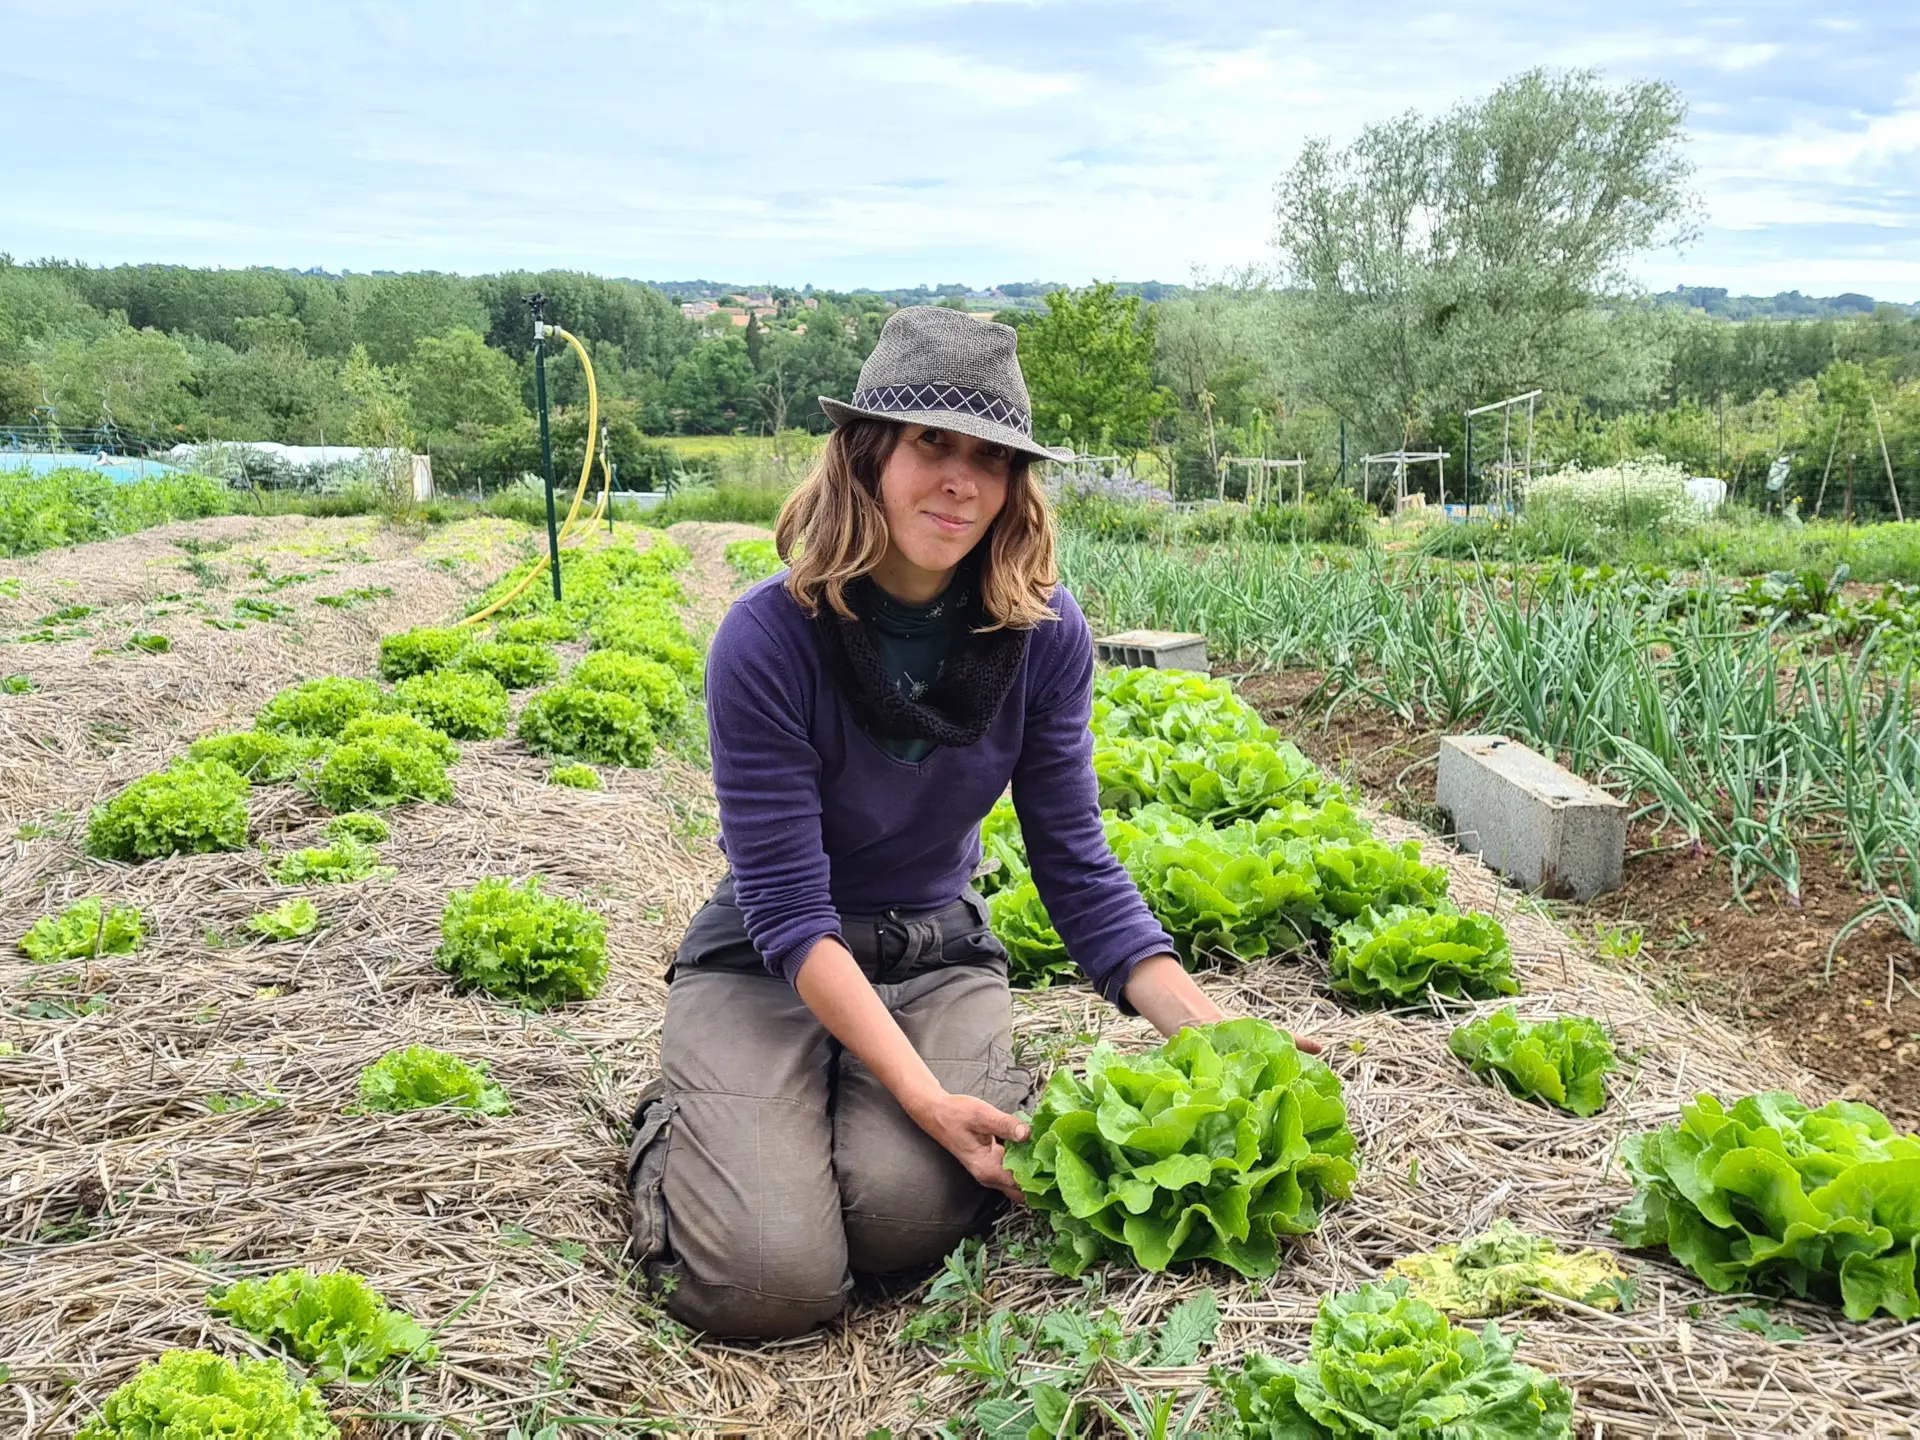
[3,518,1918,1439]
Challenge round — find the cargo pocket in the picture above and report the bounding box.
[983,1039,1036,1115]
[624,1079,678,1267]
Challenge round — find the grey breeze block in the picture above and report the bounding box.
[1094,630,1208,672]
[1435,735,1627,902]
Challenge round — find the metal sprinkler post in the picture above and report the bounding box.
[527,293,564,603]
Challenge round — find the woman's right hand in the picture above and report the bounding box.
[906,1087,1030,1204]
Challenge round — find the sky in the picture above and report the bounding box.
[3,1,1918,299]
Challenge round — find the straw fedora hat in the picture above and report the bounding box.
[818,305,1073,463]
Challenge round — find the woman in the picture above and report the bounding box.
[626,306,1315,1340]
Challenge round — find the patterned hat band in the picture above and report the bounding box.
[849,382,1032,437]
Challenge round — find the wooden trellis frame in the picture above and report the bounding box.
[1221,454,1307,507]
[1361,450,1449,511]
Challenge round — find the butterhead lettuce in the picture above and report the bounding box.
[1613,1091,1920,1321]
[1214,1279,1574,1437]
[1448,1009,1617,1117]
[1005,1018,1356,1279]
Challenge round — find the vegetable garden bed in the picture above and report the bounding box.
[2,519,1918,1436]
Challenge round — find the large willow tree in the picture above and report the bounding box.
[1274,69,1700,450]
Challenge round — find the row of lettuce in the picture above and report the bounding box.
[975,668,1917,1433]
[17,538,710,1438]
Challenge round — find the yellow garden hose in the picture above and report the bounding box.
[460,325,606,626]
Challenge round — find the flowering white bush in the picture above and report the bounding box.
[1526,459,1702,529]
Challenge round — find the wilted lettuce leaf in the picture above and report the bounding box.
[1385,1219,1628,1317]
[1005,1018,1356,1279]
[1214,1279,1574,1437]
[1614,1091,1920,1321]
[1449,1009,1617,1116]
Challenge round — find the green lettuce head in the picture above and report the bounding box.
[1217,1280,1573,1437]
[1614,1090,1920,1321]
[1005,1018,1356,1279]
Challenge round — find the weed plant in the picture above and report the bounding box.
[0,469,230,558]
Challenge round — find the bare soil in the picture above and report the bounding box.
[1237,669,1920,1128]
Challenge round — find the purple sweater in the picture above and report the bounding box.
[705,576,1174,1004]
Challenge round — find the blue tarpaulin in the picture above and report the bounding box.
[0,452,182,483]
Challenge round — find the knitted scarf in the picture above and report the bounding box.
[813,563,1030,749]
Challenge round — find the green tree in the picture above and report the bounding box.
[341,344,416,515]
[36,326,199,436]
[346,273,489,367]
[1274,68,1698,450]
[1021,282,1175,451]
[664,334,757,433]
[404,327,526,437]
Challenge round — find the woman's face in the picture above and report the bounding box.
[871,423,1014,600]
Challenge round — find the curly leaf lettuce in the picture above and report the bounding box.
[1214,1279,1574,1438]
[1329,905,1517,1006]
[76,1349,337,1440]
[1005,1018,1356,1279]
[1613,1091,1920,1321]
[1449,1009,1617,1117]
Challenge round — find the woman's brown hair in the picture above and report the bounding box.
[774,419,1059,630]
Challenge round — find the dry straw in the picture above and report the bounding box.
[2,518,1917,1437]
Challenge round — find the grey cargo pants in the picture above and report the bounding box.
[626,876,1031,1340]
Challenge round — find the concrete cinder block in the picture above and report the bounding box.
[1435,735,1627,901]
[1094,629,1208,672]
